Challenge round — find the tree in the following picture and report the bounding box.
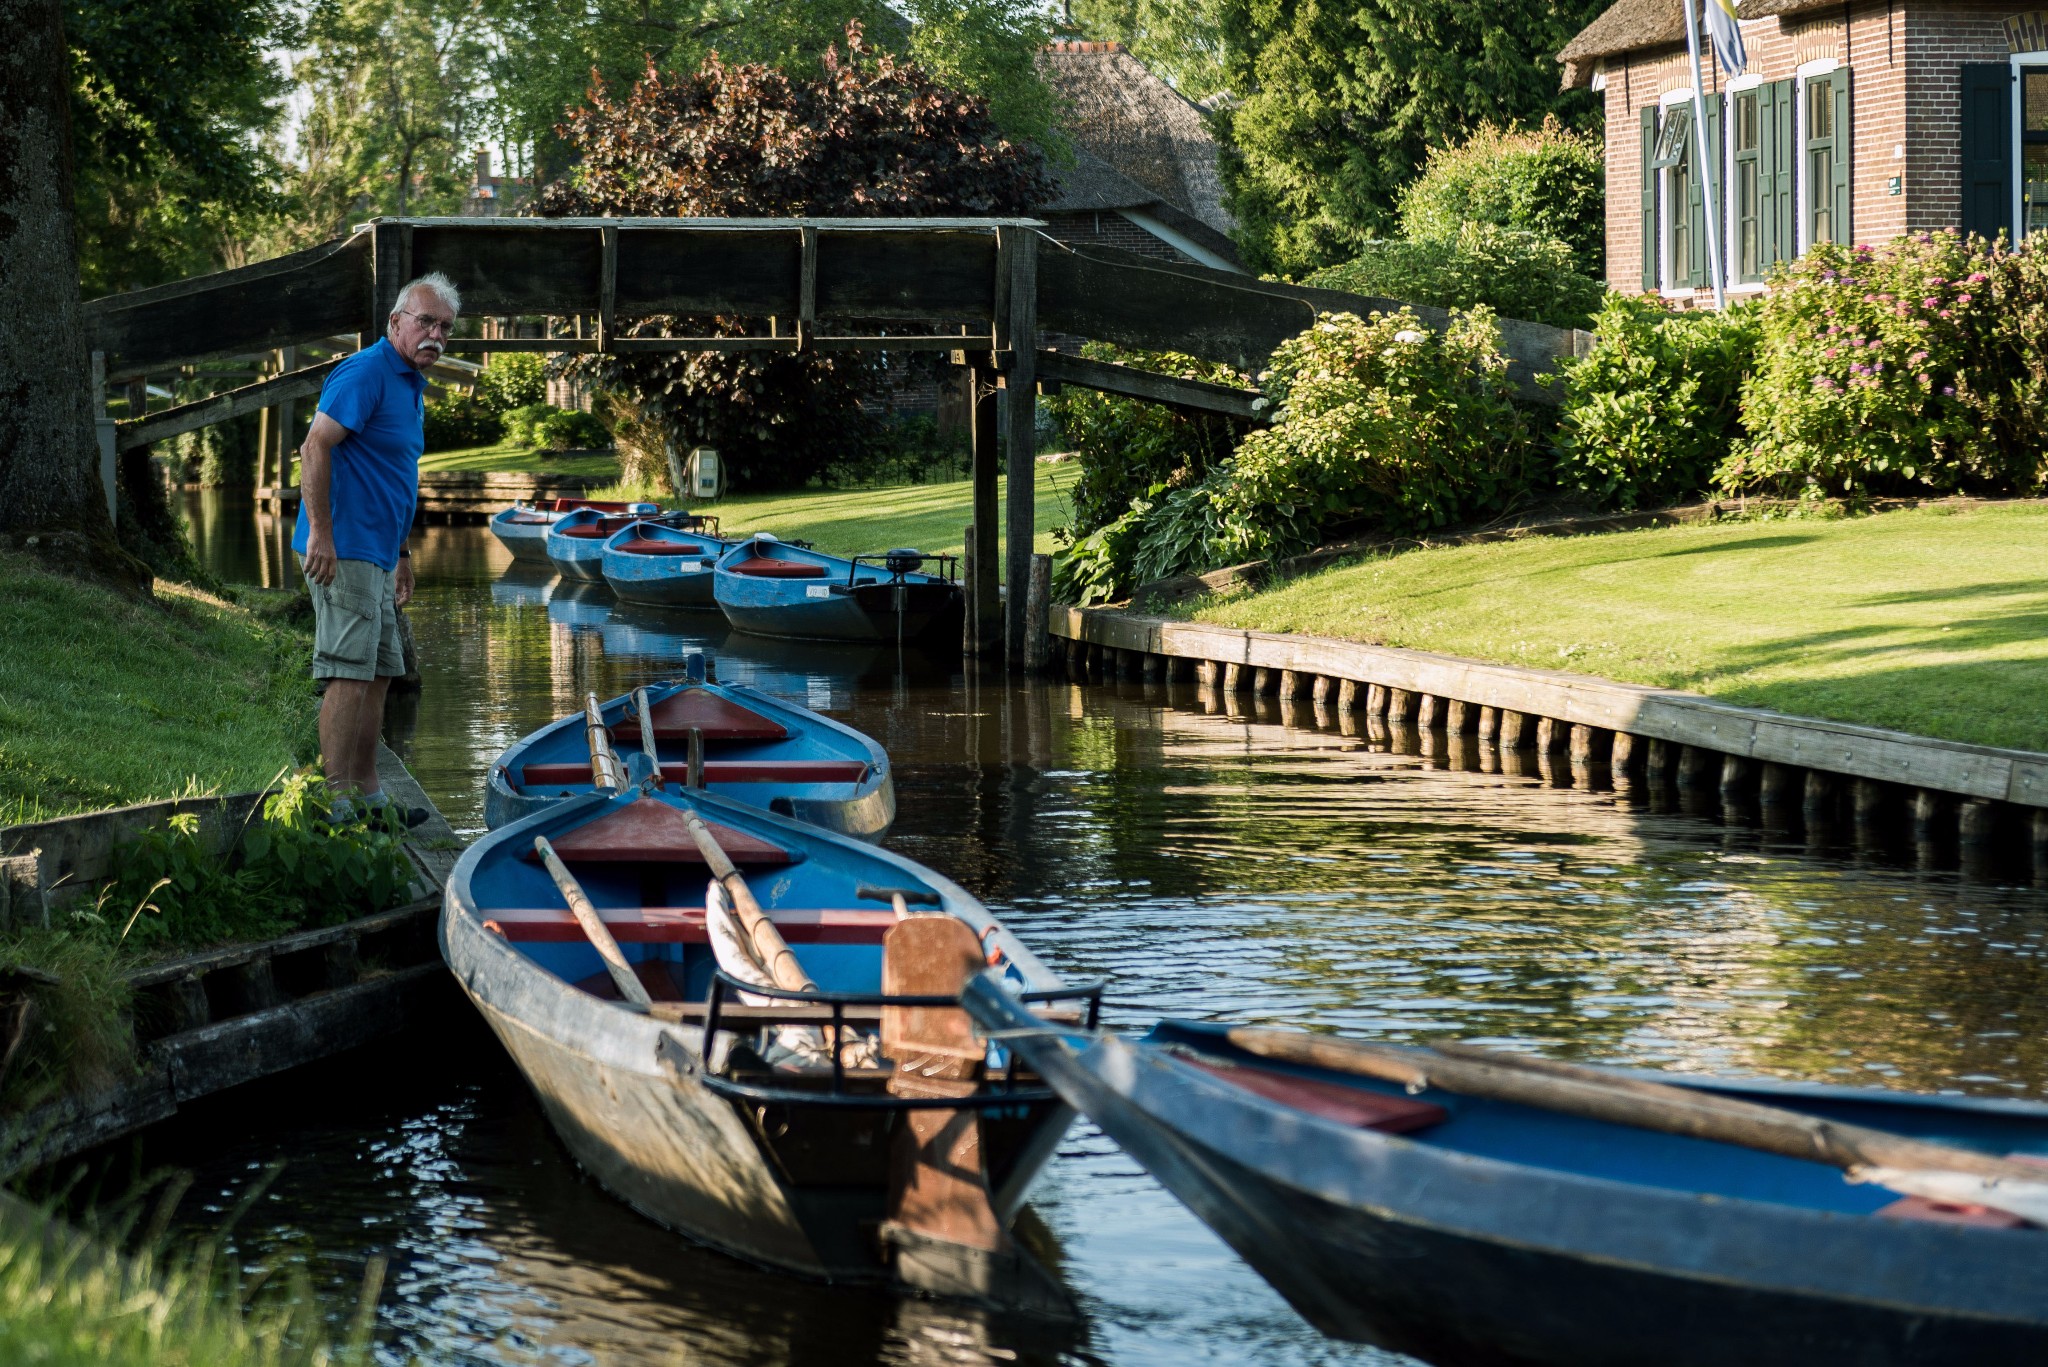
[0,0,117,541]
[1215,0,1609,275]
[1064,0,1229,100]
[67,0,295,295]
[538,25,1050,490]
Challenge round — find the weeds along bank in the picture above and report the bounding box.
[0,555,413,1103]
[1049,230,2048,608]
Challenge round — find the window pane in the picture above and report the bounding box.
[1736,90,1759,152]
[1808,77,1832,139]
[1810,146,1834,243]
[1671,158,1693,280]
[2025,69,2048,133]
[1653,104,1693,168]
[1738,162,1759,276]
[2027,144,2048,237]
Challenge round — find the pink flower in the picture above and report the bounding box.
[1918,373,1932,385]
[1968,272,1988,284]
[1924,297,1940,307]
[1957,293,1973,304]
[1825,348,1840,358]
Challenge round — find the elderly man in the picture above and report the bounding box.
[292,272,461,826]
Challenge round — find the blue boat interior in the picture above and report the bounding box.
[1145,1020,2048,1228]
[721,537,952,588]
[502,681,879,805]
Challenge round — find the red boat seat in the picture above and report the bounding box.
[1873,1195,2033,1229]
[573,961,691,1002]
[558,521,628,539]
[483,906,897,943]
[613,689,788,743]
[518,759,868,788]
[614,538,712,556]
[727,557,828,579]
[524,796,791,866]
[1186,1057,1447,1134]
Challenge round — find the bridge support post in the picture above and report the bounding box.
[999,229,1039,668]
[966,362,1002,659]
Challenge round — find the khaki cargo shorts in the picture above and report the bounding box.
[304,557,405,681]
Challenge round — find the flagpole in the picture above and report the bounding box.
[1683,0,1728,309]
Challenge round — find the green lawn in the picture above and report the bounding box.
[418,442,619,477]
[0,556,315,821]
[594,465,1079,566]
[1188,501,2048,752]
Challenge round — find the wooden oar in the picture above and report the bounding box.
[584,693,624,791]
[687,726,705,790]
[533,834,651,1009]
[631,687,665,786]
[1225,1028,2048,1185]
[679,808,815,994]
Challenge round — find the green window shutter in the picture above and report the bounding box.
[1688,109,1708,288]
[1833,67,1853,245]
[1960,63,2014,243]
[1769,77,1796,260]
[1705,98,1725,286]
[1641,105,1660,292]
[1758,81,1780,267]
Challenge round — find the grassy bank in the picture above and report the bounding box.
[0,554,316,823]
[418,443,617,477]
[1187,501,2048,753]
[590,464,1078,567]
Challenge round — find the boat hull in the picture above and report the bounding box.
[716,578,963,644]
[606,564,717,607]
[963,986,2048,1367]
[489,511,556,562]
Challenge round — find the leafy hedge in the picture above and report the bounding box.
[1550,292,1759,511]
[422,396,501,452]
[1304,224,1606,331]
[1396,118,1607,278]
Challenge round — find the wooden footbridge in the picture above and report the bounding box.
[87,217,1589,662]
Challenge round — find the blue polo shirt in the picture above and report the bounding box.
[292,339,426,571]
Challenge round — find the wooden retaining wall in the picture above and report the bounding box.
[1049,608,2048,880]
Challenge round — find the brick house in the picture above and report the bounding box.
[1558,0,2048,301]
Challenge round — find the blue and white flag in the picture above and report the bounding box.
[1704,0,1746,76]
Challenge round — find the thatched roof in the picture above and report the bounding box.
[1036,41,1235,238]
[1556,0,1826,88]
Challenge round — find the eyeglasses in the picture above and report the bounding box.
[398,309,454,335]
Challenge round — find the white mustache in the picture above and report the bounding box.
[419,341,444,354]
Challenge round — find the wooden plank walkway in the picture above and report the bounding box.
[1049,606,2048,874]
[0,745,463,1173]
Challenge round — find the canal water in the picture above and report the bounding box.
[133,492,2048,1365]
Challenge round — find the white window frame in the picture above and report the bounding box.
[2014,50,2048,239]
[1794,57,1840,253]
[1722,75,1766,294]
[1659,87,1699,298]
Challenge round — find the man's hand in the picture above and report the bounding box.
[304,530,338,586]
[395,556,414,607]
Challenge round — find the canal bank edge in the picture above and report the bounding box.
[0,745,465,1174]
[1051,606,2048,845]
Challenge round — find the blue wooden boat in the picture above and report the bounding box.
[442,785,1097,1310]
[714,535,963,645]
[483,661,893,839]
[600,519,732,608]
[546,508,648,581]
[490,498,655,562]
[964,981,2048,1366]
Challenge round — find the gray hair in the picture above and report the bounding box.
[391,272,461,319]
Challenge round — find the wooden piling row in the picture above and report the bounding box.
[1043,610,2048,882]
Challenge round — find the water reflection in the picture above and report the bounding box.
[131,497,2048,1367]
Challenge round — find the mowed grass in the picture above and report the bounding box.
[593,465,1079,568]
[417,442,618,477]
[0,555,316,821]
[1190,501,2048,752]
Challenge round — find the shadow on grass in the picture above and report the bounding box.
[1849,580,2048,608]
[1649,533,1822,557]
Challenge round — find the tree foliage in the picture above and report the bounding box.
[67,0,295,294]
[538,26,1050,491]
[1215,0,1609,276]
[1396,117,1605,277]
[1063,0,1229,101]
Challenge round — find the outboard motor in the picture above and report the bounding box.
[883,548,925,579]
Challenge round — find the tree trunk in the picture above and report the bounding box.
[0,0,115,540]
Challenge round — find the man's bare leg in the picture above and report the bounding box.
[319,677,389,803]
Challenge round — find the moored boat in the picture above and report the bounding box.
[545,509,654,581]
[963,981,2048,1367]
[483,659,893,839]
[600,519,732,608]
[442,785,1095,1311]
[490,499,656,562]
[714,535,962,646]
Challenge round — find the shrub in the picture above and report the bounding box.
[422,395,502,452]
[1304,224,1606,331]
[825,414,969,487]
[502,402,553,448]
[1551,292,1760,510]
[1975,237,2048,470]
[476,353,546,412]
[1214,307,1532,560]
[1043,343,1251,536]
[534,408,611,452]
[1724,232,2042,498]
[1397,118,1607,278]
